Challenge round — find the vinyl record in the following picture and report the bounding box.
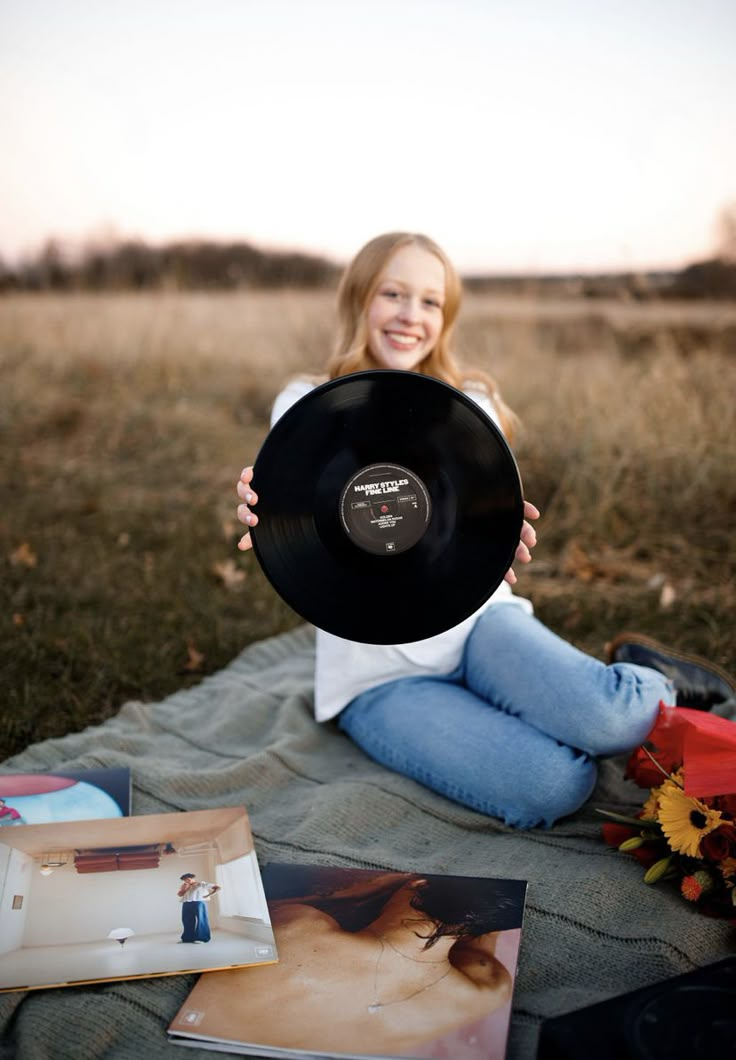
[250,370,524,644]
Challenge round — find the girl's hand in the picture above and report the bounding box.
[236,466,259,551]
[504,500,540,585]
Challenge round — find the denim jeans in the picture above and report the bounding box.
[181,900,211,942]
[337,605,673,828]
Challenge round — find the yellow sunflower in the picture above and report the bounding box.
[656,785,723,858]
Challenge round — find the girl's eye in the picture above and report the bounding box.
[424,298,441,309]
[382,289,400,299]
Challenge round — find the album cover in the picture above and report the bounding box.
[168,863,527,1060]
[0,806,277,993]
[0,766,132,826]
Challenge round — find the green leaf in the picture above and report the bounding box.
[595,808,661,831]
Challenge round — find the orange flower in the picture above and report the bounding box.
[681,876,704,902]
[641,791,660,820]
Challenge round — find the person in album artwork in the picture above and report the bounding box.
[0,798,23,825]
[235,232,736,831]
[192,869,521,1055]
[177,873,221,943]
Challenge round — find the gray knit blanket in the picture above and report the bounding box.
[1,626,734,1060]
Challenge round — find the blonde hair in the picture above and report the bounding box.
[324,232,518,441]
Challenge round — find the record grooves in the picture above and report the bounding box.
[250,370,524,644]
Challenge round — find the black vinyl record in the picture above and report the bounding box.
[250,370,524,644]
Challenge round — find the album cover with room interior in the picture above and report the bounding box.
[0,806,277,993]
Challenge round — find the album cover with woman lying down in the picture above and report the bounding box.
[168,862,527,1060]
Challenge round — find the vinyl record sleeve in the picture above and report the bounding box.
[250,370,524,644]
[168,863,527,1060]
[0,808,277,994]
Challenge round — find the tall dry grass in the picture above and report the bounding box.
[1,291,734,761]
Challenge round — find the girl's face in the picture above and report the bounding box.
[366,244,446,371]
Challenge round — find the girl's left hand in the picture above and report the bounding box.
[504,500,539,585]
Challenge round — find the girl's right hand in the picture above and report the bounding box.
[236,466,259,551]
[503,500,540,585]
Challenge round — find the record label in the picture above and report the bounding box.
[339,462,431,555]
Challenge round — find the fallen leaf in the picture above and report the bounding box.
[560,540,596,583]
[9,542,37,568]
[12,613,25,627]
[561,539,661,585]
[212,558,246,590]
[183,641,205,673]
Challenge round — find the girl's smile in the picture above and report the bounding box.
[366,244,446,371]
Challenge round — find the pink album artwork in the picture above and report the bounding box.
[169,863,527,1060]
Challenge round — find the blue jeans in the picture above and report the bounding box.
[338,605,673,829]
[181,900,211,942]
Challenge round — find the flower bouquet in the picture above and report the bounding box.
[599,702,736,921]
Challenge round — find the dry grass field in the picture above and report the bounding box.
[1,290,735,761]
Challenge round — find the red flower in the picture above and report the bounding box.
[628,844,663,869]
[713,793,736,816]
[600,821,664,868]
[625,745,678,789]
[700,823,736,862]
[601,822,637,847]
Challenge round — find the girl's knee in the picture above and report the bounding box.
[499,751,598,829]
[584,664,664,756]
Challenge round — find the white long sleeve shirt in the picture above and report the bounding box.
[179,882,217,902]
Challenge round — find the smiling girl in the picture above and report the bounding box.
[234,231,731,829]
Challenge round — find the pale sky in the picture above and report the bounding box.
[1,0,735,273]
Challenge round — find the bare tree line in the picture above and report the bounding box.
[2,205,736,298]
[0,237,340,293]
